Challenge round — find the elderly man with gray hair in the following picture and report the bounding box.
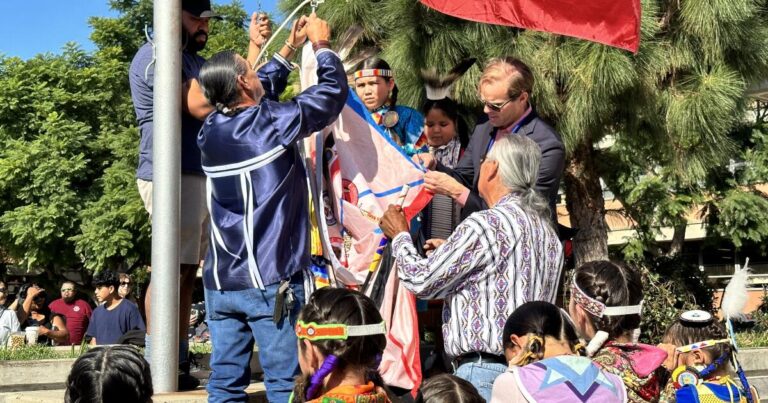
[380,134,563,400]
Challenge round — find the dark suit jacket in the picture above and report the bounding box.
[435,110,565,221]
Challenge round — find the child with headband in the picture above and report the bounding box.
[657,310,759,403]
[569,261,667,402]
[290,287,392,402]
[491,301,627,403]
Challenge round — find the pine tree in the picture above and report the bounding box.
[282,0,768,266]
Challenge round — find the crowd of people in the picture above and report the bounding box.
[0,0,762,402]
[0,270,146,348]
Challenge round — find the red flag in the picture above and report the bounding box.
[420,0,641,52]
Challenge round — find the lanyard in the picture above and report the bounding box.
[485,107,532,154]
[485,121,523,154]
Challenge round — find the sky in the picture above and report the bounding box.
[0,1,280,60]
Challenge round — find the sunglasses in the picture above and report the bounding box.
[120,282,132,287]
[0,288,6,293]
[481,98,513,112]
[479,91,525,112]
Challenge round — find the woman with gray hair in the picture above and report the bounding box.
[380,134,563,401]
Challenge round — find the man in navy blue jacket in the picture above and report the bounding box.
[196,14,347,402]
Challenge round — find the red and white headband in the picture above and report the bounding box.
[354,69,393,79]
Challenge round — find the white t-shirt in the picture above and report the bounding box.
[0,307,20,334]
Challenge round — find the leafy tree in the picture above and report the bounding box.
[0,0,260,276]
[283,0,768,267]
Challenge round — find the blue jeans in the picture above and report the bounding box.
[205,272,304,403]
[454,361,507,402]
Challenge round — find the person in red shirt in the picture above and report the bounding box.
[48,281,93,345]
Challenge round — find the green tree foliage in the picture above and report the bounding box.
[282,0,768,266]
[702,124,768,251]
[0,0,258,274]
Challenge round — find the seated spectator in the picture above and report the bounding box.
[86,270,145,345]
[418,374,483,403]
[65,345,153,403]
[491,301,626,403]
[188,301,208,343]
[118,273,136,303]
[0,281,20,339]
[49,281,93,345]
[380,135,564,400]
[16,283,69,345]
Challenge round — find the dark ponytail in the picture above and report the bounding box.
[502,301,584,366]
[198,50,249,116]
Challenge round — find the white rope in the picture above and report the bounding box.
[254,0,313,68]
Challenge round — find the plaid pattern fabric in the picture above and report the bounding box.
[391,193,563,357]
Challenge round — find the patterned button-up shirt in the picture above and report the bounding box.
[392,193,563,357]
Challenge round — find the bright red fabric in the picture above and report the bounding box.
[420,0,641,52]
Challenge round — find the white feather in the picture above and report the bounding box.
[586,330,610,357]
[721,258,751,321]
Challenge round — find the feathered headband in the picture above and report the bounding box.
[421,58,476,100]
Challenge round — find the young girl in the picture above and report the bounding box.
[65,345,153,403]
[569,261,667,402]
[491,301,627,403]
[353,57,426,156]
[419,374,484,403]
[658,310,758,403]
[290,287,391,402]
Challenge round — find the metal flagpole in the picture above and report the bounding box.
[151,0,181,393]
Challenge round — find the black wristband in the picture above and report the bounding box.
[312,40,331,52]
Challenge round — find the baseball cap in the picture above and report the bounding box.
[182,0,222,19]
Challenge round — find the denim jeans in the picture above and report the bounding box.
[205,271,304,403]
[454,361,508,402]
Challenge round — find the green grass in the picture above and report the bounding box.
[0,344,88,361]
[736,331,768,348]
[189,342,213,355]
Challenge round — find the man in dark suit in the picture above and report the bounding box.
[415,57,565,222]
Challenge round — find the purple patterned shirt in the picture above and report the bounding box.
[392,193,563,357]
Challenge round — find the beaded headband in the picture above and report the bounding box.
[673,310,730,353]
[295,320,387,341]
[570,274,643,318]
[354,69,393,79]
[675,338,731,353]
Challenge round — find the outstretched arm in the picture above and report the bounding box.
[268,14,348,146]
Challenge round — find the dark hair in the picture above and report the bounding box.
[18,283,45,303]
[357,57,398,108]
[573,261,643,339]
[502,301,585,365]
[418,374,484,403]
[662,314,731,366]
[65,345,153,403]
[421,98,469,148]
[198,50,249,115]
[92,269,120,289]
[292,288,388,402]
